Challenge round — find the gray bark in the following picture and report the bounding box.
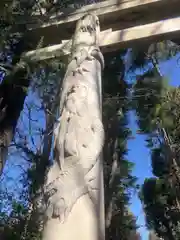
[40,14,105,240]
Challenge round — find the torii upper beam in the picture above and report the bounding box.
[22,0,180,62]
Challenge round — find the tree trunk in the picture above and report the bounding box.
[41,14,105,240]
[0,36,30,175]
[0,32,45,175]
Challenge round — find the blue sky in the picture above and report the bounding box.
[129,53,180,239]
[1,50,180,239]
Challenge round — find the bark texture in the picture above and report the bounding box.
[41,14,105,240]
[0,37,30,175]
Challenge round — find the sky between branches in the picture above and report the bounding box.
[129,53,180,240]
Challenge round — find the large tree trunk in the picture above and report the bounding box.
[40,14,105,240]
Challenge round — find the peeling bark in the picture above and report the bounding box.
[40,14,105,240]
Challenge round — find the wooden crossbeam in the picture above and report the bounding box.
[23,16,180,62]
[27,0,180,47]
[29,0,177,29]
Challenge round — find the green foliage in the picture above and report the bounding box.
[126,47,149,71]
[132,69,168,134]
[140,177,180,239]
[160,87,180,145]
[127,40,180,72]
[134,65,180,239]
[0,198,28,240]
[103,51,139,240]
[148,41,180,62]
[151,146,170,177]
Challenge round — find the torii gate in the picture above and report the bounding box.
[21,1,180,240]
[23,0,180,62]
